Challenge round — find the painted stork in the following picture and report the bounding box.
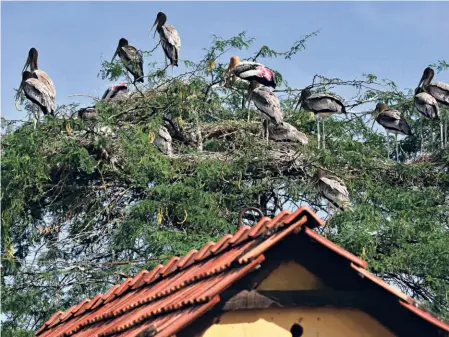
[112,38,144,84]
[78,107,98,121]
[102,82,129,102]
[149,126,173,156]
[18,71,55,128]
[246,80,283,141]
[268,121,308,145]
[150,12,181,78]
[417,67,449,148]
[315,167,350,212]
[224,56,276,89]
[373,102,412,161]
[21,48,56,100]
[296,88,346,149]
[414,86,440,150]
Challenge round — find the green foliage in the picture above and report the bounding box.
[2,30,449,337]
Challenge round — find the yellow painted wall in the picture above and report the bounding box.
[257,260,328,291]
[197,307,397,337]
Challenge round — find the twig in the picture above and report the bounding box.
[68,94,100,102]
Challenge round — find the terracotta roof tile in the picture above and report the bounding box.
[400,301,449,332]
[36,207,449,337]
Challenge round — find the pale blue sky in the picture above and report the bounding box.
[2,1,449,121]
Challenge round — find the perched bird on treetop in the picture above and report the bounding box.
[224,56,277,89]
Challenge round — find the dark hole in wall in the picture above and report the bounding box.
[290,323,304,337]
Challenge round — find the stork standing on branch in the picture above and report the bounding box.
[18,71,55,128]
[417,67,449,148]
[111,38,144,84]
[413,86,440,151]
[21,48,56,100]
[295,87,346,149]
[315,167,350,215]
[246,80,283,141]
[17,48,56,128]
[224,56,277,89]
[373,102,412,162]
[150,12,181,78]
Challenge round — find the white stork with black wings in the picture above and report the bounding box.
[19,71,55,128]
[21,48,56,102]
[414,86,440,150]
[112,38,144,84]
[247,80,283,141]
[374,103,412,161]
[296,88,346,149]
[225,56,277,89]
[316,167,350,212]
[151,12,181,78]
[102,82,129,102]
[417,67,449,148]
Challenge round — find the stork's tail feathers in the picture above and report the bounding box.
[400,120,413,136]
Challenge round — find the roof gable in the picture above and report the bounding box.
[35,207,449,337]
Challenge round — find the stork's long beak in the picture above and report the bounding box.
[294,99,302,112]
[150,20,158,39]
[417,74,425,89]
[111,49,119,63]
[21,56,31,73]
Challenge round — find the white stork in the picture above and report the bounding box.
[78,107,98,121]
[102,82,129,102]
[316,167,350,213]
[417,67,449,148]
[21,48,56,101]
[112,38,144,84]
[149,126,173,156]
[19,71,55,128]
[150,12,181,78]
[296,88,346,149]
[373,103,412,162]
[268,121,308,145]
[246,80,283,141]
[414,86,440,150]
[224,56,277,89]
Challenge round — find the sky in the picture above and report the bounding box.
[1,1,449,121]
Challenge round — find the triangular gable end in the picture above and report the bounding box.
[35,207,449,337]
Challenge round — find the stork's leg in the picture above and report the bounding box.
[386,131,390,159]
[266,121,269,143]
[444,120,447,148]
[430,126,435,150]
[322,119,326,149]
[395,133,399,163]
[171,65,174,79]
[33,108,38,130]
[420,118,423,154]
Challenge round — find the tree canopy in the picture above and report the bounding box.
[1,31,449,336]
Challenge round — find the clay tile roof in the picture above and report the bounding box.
[35,206,449,337]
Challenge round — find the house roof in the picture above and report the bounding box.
[35,206,449,337]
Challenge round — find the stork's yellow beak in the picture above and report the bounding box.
[309,111,315,121]
[148,131,155,144]
[66,123,73,135]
